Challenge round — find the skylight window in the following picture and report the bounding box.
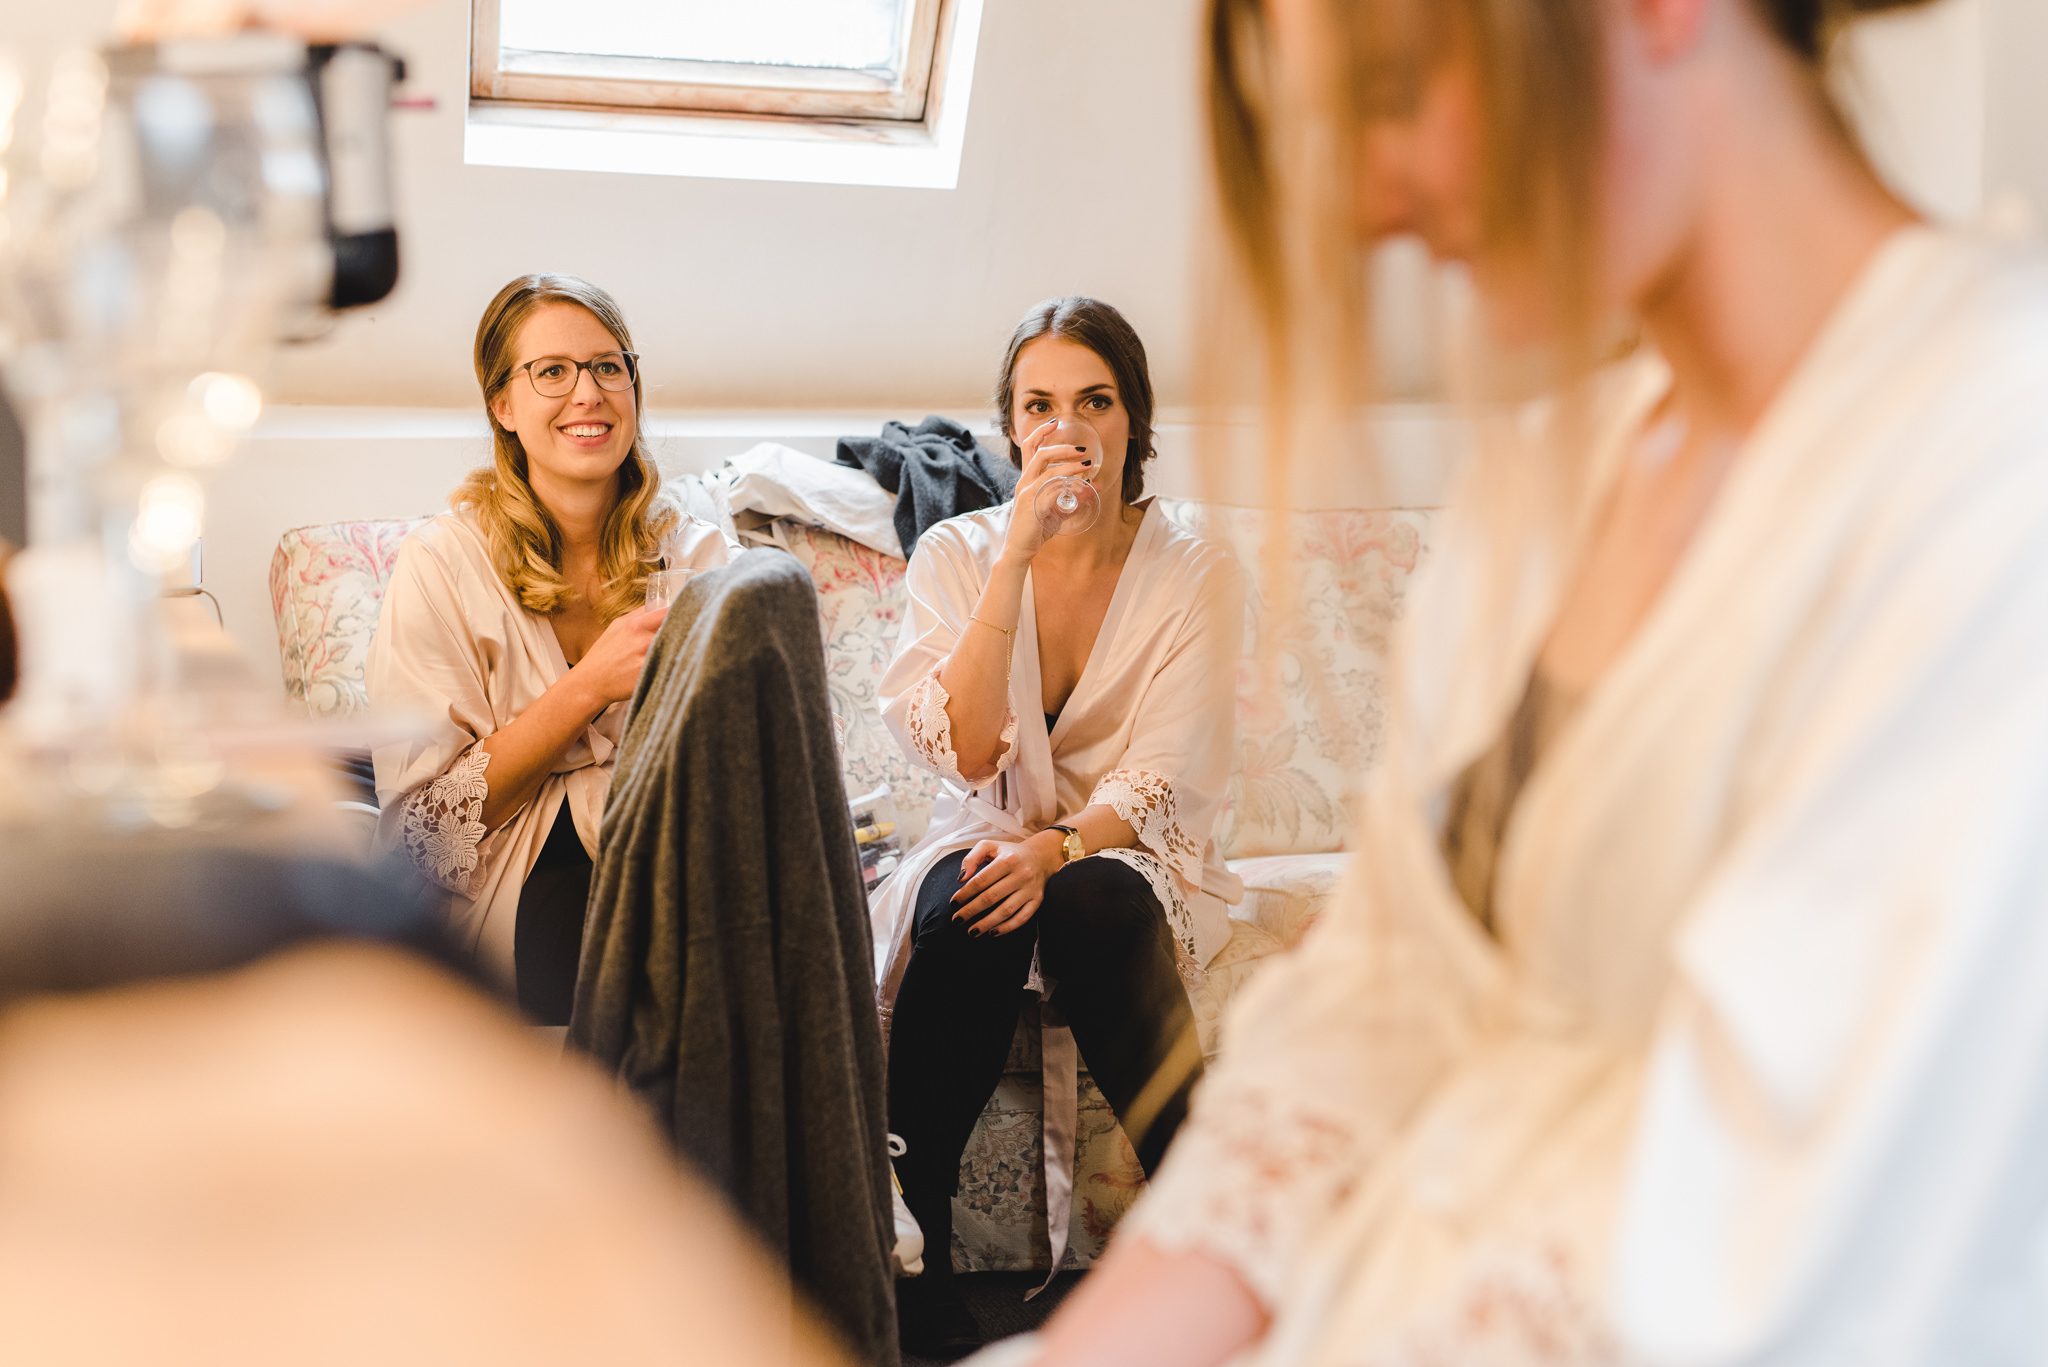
[472,0,949,120]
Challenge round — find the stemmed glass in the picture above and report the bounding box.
[1030,417,1103,537]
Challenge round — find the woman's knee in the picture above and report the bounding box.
[911,864,1037,966]
[1036,857,1163,959]
[909,853,972,943]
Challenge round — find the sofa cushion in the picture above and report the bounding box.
[269,516,429,721]
[759,521,944,843]
[1224,852,1345,947]
[956,1063,1143,1274]
[1155,500,1433,860]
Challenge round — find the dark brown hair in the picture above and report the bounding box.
[994,296,1158,506]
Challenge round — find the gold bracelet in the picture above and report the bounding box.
[968,614,1014,639]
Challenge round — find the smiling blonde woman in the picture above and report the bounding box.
[367,274,736,1023]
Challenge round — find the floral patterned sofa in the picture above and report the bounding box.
[268,486,1434,1274]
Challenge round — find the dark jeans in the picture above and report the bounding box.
[514,805,592,1027]
[886,848,1204,1281]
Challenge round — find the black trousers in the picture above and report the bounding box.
[886,849,1204,1280]
[514,805,592,1027]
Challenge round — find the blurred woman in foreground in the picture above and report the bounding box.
[1007,0,2048,1363]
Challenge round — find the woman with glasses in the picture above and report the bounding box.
[367,274,735,1024]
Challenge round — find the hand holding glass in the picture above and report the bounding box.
[1031,417,1103,537]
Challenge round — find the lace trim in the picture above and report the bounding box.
[1123,1089,1375,1308]
[1092,767,1204,886]
[904,668,1018,789]
[1093,847,1202,988]
[1364,1239,1618,1367]
[398,746,492,896]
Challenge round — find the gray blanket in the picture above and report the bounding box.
[834,414,1019,557]
[569,550,897,1367]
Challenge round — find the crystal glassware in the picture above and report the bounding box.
[644,566,696,609]
[1029,416,1102,537]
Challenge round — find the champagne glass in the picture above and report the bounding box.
[644,566,695,609]
[1030,417,1103,537]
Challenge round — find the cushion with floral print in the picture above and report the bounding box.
[1157,500,1435,859]
[760,521,945,842]
[269,516,430,721]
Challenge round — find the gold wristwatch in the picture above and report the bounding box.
[1048,823,1087,865]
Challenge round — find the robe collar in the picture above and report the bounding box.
[1012,500,1161,826]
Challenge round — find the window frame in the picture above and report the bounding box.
[469,0,950,122]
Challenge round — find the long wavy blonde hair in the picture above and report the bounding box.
[458,274,674,621]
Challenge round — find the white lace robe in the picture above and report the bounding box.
[1113,226,2048,1364]
[366,504,734,979]
[873,500,1245,996]
[875,500,1246,1278]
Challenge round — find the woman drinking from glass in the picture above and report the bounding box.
[875,296,1245,1357]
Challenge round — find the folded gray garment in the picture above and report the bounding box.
[835,414,1018,557]
[570,549,898,1367]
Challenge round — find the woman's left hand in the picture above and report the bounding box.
[951,833,1064,936]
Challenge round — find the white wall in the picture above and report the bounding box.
[1840,0,1989,220]
[9,0,2036,419]
[1982,0,2048,219]
[263,0,1211,413]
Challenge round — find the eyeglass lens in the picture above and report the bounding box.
[526,353,634,397]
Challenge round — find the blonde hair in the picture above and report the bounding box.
[1197,0,1936,505]
[458,274,674,622]
[1199,0,1603,501]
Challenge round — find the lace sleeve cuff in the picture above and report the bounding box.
[398,746,492,896]
[1091,767,1204,885]
[905,669,1018,789]
[1370,1240,1615,1364]
[1119,1090,1374,1309]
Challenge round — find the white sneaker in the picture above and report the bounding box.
[886,1133,925,1278]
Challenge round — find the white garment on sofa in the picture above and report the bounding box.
[1123,225,2048,1363]
[716,441,904,558]
[365,501,734,978]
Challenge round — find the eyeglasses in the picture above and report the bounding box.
[511,351,639,398]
